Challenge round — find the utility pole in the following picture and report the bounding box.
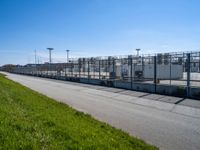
[47,48,54,63]
[66,49,70,63]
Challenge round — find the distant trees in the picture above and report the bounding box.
[0,64,16,72]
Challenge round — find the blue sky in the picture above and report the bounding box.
[0,0,200,65]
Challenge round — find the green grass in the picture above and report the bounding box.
[0,74,158,150]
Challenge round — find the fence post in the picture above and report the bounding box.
[48,63,50,77]
[79,61,81,78]
[88,60,90,80]
[186,53,191,97]
[65,63,67,79]
[112,58,115,79]
[130,57,133,89]
[199,52,200,72]
[170,55,172,85]
[99,60,101,79]
[154,56,157,93]
[71,63,73,77]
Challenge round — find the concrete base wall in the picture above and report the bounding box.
[114,81,131,89]
[12,72,200,100]
[190,87,200,99]
[132,83,155,93]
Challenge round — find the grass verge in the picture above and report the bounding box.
[0,74,158,150]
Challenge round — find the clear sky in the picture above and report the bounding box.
[0,0,200,65]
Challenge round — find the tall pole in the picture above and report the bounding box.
[136,49,140,57]
[47,48,54,63]
[66,49,70,63]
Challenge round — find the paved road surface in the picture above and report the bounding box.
[3,73,200,150]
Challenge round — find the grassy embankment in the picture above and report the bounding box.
[0,74,158,150]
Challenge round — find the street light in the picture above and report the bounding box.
[66,49,70,63]
[136,49,140,57]
[47,48,54,63]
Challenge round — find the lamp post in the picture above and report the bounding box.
[66,49,70,63]
[47,48,54,63]
[136,49,140,57]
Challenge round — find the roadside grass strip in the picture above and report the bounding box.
[0,74,158,150]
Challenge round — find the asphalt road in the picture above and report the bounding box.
[3,73,200,150]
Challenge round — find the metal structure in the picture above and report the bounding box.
[5,51,200,99]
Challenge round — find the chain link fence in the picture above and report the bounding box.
[2,51,200,99]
